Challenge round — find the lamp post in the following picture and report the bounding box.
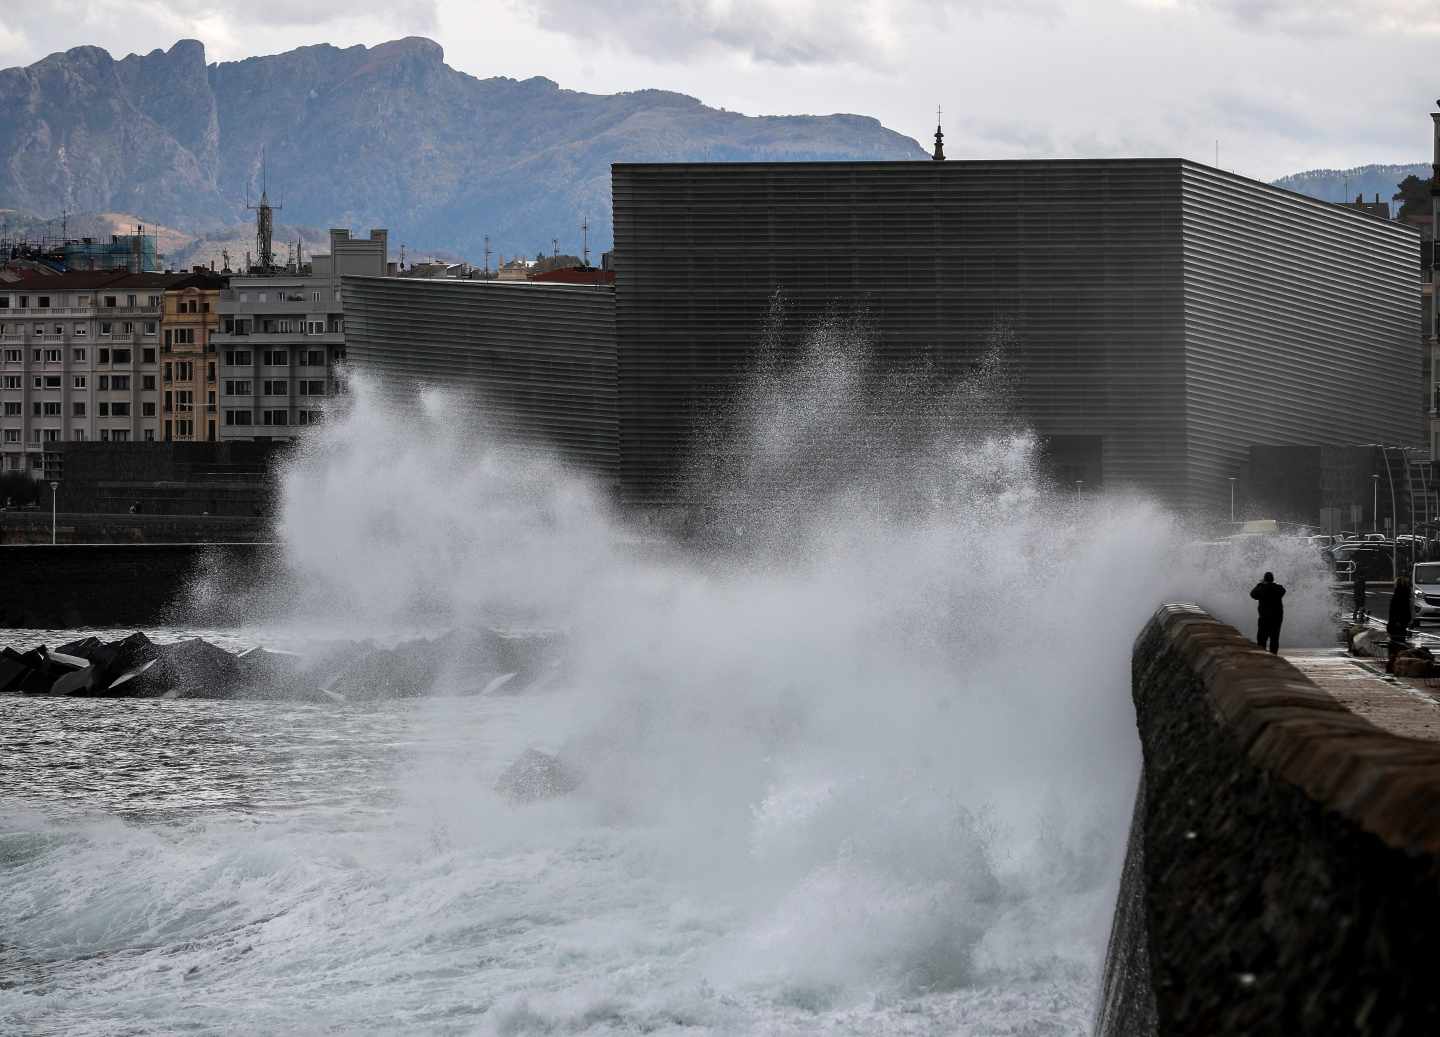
[1075,479,1084,503]
[1228,477,1237,524]
[1373,474,1380,534]
[49,481,58,545]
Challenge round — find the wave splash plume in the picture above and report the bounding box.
[0,311,1331,1034]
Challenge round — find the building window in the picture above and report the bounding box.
[142,402,156,417]
[3,350,20,363]
[148,296,161,309]
[122,323,134,336]
[176,419,193,438]
[73,428,85,441]
[98,376,109,390]
[142,348,155,363]
[298,380,325,396]
[73,323,86,336]
[100,322,112,336]
[301,350,326,367]
[36,296,49,309]
[3,401,19,414]
[98,349,110,364]
[111,375,131,391]
[43,376,60,389]
[98,402,109,417]
[224,380,253,396]
[104,297,116,309]
[112,349,131,364]
[72,402,85,417]
[262,409,288,426]
[44,349,61,363]
[73,376,87,389]
[100,430,110,442]
[176,391,193,412]
[42,401,60,416]
[176,362,193,381]
[262,349,288,366]
[2,429,18,443]
[173,328,195,346]
[112,430,130,442]
[225,409,253,426]
[262,380,288,396]
[127,295,136,308]
[111,402,131,417]
[2,376,19,390]
[297,409,324,425]
[43,429,59,442]
[73,349,86,362]
[144,428,155,441]
[225,350,252,366]
[143,375,156,391]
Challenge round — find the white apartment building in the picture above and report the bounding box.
[214,228,387,440]
[0,271,218,478]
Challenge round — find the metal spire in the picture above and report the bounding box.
[932,105,946,162]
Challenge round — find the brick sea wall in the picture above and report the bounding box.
[0,543,278,628]
[1096,604,1440,1036]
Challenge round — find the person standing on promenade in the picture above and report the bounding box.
[1353,570,1368,622]
[1250,571,1286,654]
[1387,575,1414,673]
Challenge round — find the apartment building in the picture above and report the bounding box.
[161,277,226,442]
[214,229,387,441]
[0,271,217,478]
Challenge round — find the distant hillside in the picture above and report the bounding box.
[0,37,926,260]
[1270,163,1432,213]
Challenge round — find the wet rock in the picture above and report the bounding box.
[495,748,581,803]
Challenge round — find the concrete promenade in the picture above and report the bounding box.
[1285,648,1440,742]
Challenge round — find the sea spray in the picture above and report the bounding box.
[2,312,1331,1034]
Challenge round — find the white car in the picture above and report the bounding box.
[1413,562,1440,624]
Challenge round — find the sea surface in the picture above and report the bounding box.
[1,627,1102,1037]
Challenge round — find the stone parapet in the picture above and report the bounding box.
[1096,604,1440,1036]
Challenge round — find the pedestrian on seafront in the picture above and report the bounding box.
[1387,575,1414,673]
[1250,571,1286,654]
[1353,570,1368,622]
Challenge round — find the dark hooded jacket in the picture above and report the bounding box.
[1250,579,1285,620]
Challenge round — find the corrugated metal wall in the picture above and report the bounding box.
[1180,164,1421,514]
[613,160,1188,504]
[342,277,618,482]
[614,160,1422,512]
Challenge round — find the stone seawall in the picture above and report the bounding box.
[0,543,278,628]
[1096,604,1440,1036]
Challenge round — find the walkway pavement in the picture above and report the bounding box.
[1284,647,1440,743]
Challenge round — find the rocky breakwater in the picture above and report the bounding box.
[0,628,562,703]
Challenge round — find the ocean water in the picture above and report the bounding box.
[0,319,1334,1034]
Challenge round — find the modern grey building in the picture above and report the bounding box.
[213,228,387,441]
[611,159,1422,512]
[343,277,617,480]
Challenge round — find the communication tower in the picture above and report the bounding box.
[246,149,282,273]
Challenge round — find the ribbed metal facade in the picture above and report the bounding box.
[1179,164,1420,510]
[613,159,1420,511]
[343,277,618,481]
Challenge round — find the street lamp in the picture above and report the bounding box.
[1075,479,1084,502]
[49,481,58,545]
[1228,477,1237,524]
[1373,474,1380,534]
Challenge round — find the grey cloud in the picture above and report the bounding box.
[516,0,1058,68]
[1188,0,1440,35]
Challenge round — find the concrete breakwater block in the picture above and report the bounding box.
[1,629,565,702]
[494,748,581,803]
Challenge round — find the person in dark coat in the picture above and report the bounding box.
[1387,575,1414,673]
[1353,571,1368,622]
[1250,571,1286,654]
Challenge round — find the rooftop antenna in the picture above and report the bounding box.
[552,237,559,259]
[483,235,491,277]
[246,146,281,272]
[582,216,590,268]
[61,208,69,241]
[932,105,945,161]
[221,248,231,273]
[400,243,406,270]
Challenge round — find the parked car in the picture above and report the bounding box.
[1414,562,1440,624]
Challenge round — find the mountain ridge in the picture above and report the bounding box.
[0,37,925,259]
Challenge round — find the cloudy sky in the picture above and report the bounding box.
[1,0,1436,181]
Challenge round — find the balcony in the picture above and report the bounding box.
[212,331,343,346]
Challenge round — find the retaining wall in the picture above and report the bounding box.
[0,543,278,628]
[1096,604,1440,1036]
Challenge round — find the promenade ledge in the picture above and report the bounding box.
[1097,604,1440,1036]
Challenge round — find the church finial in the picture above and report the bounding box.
[932,104,946,161]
